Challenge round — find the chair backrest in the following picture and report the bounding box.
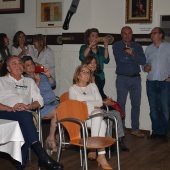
[60,92,69,103]
[56,100,88,141]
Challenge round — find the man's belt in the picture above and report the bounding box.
[117,73,140,77]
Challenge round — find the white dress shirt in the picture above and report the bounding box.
[0,74,44,107]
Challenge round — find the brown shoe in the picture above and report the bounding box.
[96,154,112,170]
[131,130,145,138]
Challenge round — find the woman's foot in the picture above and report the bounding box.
[45,137,57,154]
[119,137,129,152]
[88,151,96,160]
[96,154,112,170]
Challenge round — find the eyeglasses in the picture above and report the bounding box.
[15,85,27,90]
[80,70,91,75]
[150,32,160,35]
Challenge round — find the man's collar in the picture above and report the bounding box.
[8,74,24,81]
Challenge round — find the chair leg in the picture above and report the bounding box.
[113,116,120,170]
[80,147,83,167]
[57,123,62,162]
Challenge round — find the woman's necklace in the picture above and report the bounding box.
[80,86,87,95]
[77,84,87,95]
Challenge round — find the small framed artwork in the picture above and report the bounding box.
[0,0,24,14]
[125,0,153,24]
[36,0,62,28]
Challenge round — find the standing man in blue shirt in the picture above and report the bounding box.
[112,26,146,137]
[144,27,170,140]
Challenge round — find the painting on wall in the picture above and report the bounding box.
[125,0,153,23]
[0,0,24,14]
[36,0,62,28]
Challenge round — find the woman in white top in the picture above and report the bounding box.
[12,31,35,59]
[33,34,55,79]
[69,64,112,170]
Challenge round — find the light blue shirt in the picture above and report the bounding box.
[144,41,170,81]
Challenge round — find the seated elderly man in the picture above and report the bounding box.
[0,56,63,170]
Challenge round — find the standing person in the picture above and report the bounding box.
[0,33,10,76]
[112,26,146,137]
[69,65,112,170]
[33,34,55,79]
[0,56,63,170]
[144,27,170,140]
[12,31,35,59]
[79,28,109,93]
[23,56,59,153]
[83,56,129,152]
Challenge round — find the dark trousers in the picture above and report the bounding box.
[146,80,170,135]
[116,75,141,131]
[0,111,39,166]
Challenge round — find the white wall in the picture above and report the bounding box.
[1,0,170,130]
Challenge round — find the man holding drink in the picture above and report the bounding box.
[112,26,146,137]
[144,27,170,140]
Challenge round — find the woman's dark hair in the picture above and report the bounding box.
[82,56,97,65]
[0,59,8,76]
[33,34,46,52]
[13,31,27,48]
[0,33,7,50]
[84,28,99,45]
[22,56,35,65]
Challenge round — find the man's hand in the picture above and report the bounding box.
[144,64,151,72]
[13,103,30,111]
[124,47,134,56]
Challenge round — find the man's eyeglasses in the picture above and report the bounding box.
[150,32,160,35]
[15,85,27,90]
[80,70,91,75]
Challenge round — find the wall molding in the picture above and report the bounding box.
[26,33,152,46]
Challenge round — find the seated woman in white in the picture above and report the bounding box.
[69,64,112,170]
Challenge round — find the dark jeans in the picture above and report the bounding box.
[146,80,170,135]
[0,111,39,166]
[116,75,141,131]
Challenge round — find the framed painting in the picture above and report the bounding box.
[125,0,153,23]
[0,0,24,14]
[36,0,62,28]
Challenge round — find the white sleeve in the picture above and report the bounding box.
[28,45,36,60]
[11,46,20,56]
[86,83,103,107]
[30,79,44,107]
[69,86,78,100]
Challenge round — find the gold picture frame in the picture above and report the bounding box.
[125,0,153,23]
[36,0,62,28]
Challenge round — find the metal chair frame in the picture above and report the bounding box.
[56,100,120,170]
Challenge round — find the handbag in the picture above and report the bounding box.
[110,101,125,119]
[102,100,125,119]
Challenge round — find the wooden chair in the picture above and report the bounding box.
[59,92,69,103]
[56,100,120,170]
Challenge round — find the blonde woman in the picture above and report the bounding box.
[69,64,112,170]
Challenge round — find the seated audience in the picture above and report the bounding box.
[69,64,112,170]
[83,56,129,153]
[32,34,55,79]
[12,31,35,59]
[0,56,63,170]
[23,56,59,153]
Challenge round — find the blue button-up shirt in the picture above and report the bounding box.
[112,40,146,75]
[145,41,170,81]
